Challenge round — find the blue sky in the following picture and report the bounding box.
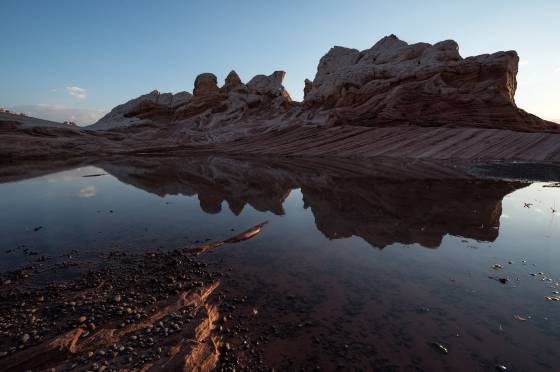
[1,0,559,125]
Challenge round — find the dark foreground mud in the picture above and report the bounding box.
[0,223,276,371]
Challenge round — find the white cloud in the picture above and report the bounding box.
[66,86,87,99]
[79,186,96,198]
[9,104,106,125]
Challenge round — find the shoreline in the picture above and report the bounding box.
[3,126,560,168]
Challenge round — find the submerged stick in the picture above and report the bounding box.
[187,221,269,256]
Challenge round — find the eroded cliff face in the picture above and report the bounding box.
[88,35,557,135]
[89,90,194,130]
[301,35,556,131]
[89,69,294,135]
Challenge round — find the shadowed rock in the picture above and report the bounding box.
[222,70,243,93]
[88,90,192,130]
[193,73,220,97]
[303,79,313,99]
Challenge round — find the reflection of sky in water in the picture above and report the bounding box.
[78,186,96,198]
[499,183,559,266]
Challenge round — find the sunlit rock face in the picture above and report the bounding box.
[302,35,556,131]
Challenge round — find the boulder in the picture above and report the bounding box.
[222,70,243,93]
[193,73,219,97]
[247,71,291,100]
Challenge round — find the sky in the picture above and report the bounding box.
[1,0,559,125]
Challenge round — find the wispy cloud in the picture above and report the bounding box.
[66,86,87,99]
[9,104,106,125]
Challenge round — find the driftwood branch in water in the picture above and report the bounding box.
[224,221,268,243]
[187,221,269,255]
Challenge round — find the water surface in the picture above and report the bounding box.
[0,156,559,370]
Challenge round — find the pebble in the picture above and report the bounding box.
[430,342,448,355]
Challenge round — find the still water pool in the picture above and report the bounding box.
[0,157,559,370]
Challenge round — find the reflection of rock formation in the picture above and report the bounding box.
[98,156,523,249]
[302,179,516,248]
[97,157,298,216]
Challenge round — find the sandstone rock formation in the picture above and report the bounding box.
[90,90,192,130]
[3,35,559,163]
[222,70,243,93]
[302,35,556,131]
[247,71,292,100]
[88,34,557,136]
[89,69,293,134]
[193,73,220,97]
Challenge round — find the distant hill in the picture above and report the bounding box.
[0,110,78,129]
